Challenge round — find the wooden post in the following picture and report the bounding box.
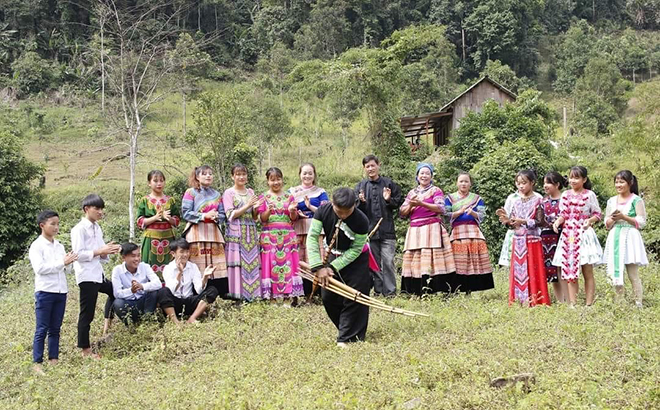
[563,106,567,138]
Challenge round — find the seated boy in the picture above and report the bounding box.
[157,239,218,324]
[29,210,78,373]
[111,243,162,325]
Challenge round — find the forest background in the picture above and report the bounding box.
[0,1,659,409]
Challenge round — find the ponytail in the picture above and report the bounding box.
[614,170,639,195]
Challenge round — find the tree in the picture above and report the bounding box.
[186,89,253,187]
[167,32,213,137]
[553,20,598,94]
[479,59,530,94]
[0,131,43,272]
[96,0,188,240]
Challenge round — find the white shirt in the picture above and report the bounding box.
[28,235,70,294]
[71,218,109,284]
[162,260,204,299]
[111,262,162,300]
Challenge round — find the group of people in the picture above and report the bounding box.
[27,154,649,372]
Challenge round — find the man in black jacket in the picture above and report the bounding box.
[355,155,403,296]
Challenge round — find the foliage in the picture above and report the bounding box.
[479,60,531,94]
[11,51,62,97]
[471,139,553,258]
[0,132,43,273]
[448,91,554,173]
[552,20,598,94]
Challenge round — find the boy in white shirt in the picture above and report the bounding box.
[157,239,218,324]
[70,194,121,358]
[28,210,77,373]
[111,243,162,325]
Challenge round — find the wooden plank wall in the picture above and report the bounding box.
[451,82,515,130]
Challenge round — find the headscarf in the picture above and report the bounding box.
[415,162,434,185]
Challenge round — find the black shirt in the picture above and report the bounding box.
[355,176,403,240]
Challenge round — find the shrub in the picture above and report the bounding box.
[0,131,43,274]
[11,51,61,97]
[471,139,553,258]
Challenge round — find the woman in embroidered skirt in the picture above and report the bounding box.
[223,164,263,302]
[136,170,180,279]
[551,166,602,307]
[290,162,329,298]
[181,165,228,297]
[257,167,304,304]
[445,172,494,293]
[497,170,550,306]
[400,163,456,295]
[603,170,648,308]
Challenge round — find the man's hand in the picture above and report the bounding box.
[203,265,217,278]
[383,187,392,201]
[131,280,144,293]
[63,252,78,266]
[316,267,334,287]
[358,190,366,203]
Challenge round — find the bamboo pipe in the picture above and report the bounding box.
[299,262,428,317]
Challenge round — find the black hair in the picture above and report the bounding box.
[516,169,537,184]
[544,171,568,189]
[457,171,472,184]
[189,165,213,189]
[265,167,283,179]
[147,169,165,182]
[231,163,248,175]
[362,154,379,166]
[37,210,59,226]
[170,238,190,252]
[120,242,139,256]
[299,162,317,185]
[332,187,357,208]
[82,194,105,211]
[614,170,639,195]
[569,166,592,190]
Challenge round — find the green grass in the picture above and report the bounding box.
[1,262,658,409]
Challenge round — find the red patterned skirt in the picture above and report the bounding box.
[509,236,551,306]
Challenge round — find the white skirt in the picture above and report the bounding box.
[603,226,648,286]
[552,227,603,267]
[498,229,514,266]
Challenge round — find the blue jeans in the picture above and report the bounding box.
[113,291,158,325]
[33,291,67,363]
[370,238,397,296]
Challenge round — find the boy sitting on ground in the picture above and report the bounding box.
[157,239,218,324]
[111,243,162,325]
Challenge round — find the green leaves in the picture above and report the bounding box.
[0,131,43,272]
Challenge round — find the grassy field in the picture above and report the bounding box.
[1,260,658,409]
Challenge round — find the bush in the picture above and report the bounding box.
[471,139,554,259]
[0,131,43,274]
[11,51,61,97]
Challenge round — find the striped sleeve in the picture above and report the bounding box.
[329,231,367,273]
[306,219,324,270]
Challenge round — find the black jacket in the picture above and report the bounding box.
[355,176,403,240]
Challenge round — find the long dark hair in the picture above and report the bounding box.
[544,171,567,189]
[614,170,639,195]
[516,169,537,184]
[569,166,592,190]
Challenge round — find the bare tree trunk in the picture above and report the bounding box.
[182,91,187,137]
[129,131,138,240]
[198,1,201,31]
[461,27,466,62]
[214,4,218,32]
[100,19,106,114]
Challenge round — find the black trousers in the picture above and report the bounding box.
[77,280,114,349]
[322,252,372,343]
[157,286,219,317]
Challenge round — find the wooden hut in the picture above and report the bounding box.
[400,76,516,147]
